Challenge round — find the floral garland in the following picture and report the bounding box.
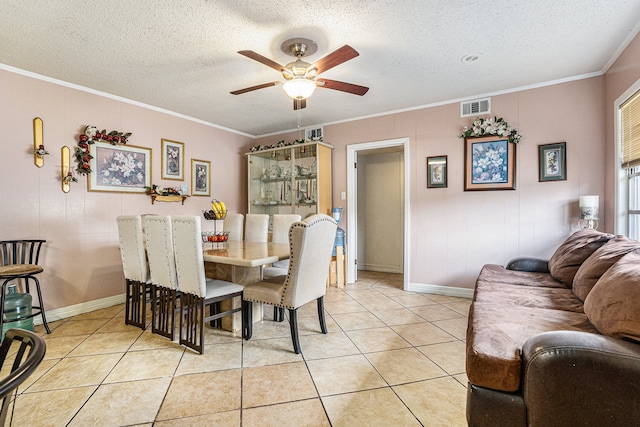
[75,125,132,175]
[459,116,521,144]
[249,138,317,153]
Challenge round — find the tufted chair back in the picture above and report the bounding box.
[143,216,178,290]
[116,215,149,283]
[171,216,207,297]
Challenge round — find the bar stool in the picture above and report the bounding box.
[0,240,50,334]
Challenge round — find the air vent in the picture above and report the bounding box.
[305,126,323,141]
[460,98,491,117]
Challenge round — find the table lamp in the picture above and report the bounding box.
[579,195,599,230]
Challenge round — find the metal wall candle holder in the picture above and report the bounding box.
[61,146,76,193]
[33,117,48,167]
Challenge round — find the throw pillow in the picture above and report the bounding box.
[573,235,640,301]
[548,229,612,287]
[584,249,640,341]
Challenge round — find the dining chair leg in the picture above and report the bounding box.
[317,296,328,334]
[289,308,301,354]
[243,300,253,340]
[273,306,284,322]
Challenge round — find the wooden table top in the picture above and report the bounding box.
[202,241,290,268]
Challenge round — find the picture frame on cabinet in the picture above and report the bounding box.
[88,142,152,193]
[191,159,210,196]
[464,135,516,191]
[538,142,567,182]
[427,155,447,188]
[161,138,185,180]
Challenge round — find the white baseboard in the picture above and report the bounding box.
[359,264,402,273]
[408,282,474,299]
[33,294,126,325]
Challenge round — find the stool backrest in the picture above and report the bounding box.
[143,216,178,290]
[0,329,46,426]
[116,216,149,283]
[0,240,46,266]
[245,214,269,243]
[272,214,302,244]
[171,216,206,297]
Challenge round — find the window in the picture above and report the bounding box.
[617,84,640,239]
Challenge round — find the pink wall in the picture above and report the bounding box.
[4,30,638,310]
[0,69,252,311]
[256,77,606,289]
[604,33,640,231]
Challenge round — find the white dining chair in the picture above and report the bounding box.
[243,214,337,354]
[143,216,179,340]
[244,214,269,243]
[172,216,247,354]
[263,214,301,280]
[116,215,151,330]
[223,213,244,241]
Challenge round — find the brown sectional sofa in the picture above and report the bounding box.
[466,229,640,426]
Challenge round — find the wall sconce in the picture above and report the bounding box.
[61,146,77,193]
[579,195,599,230]
[33,117,48,167]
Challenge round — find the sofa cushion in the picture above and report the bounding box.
[584,249,640,342]
[548,229,613,287]
[474,280,585,313]
[573,236,640,301]
[476,264,566,292]
[466,302,598,392]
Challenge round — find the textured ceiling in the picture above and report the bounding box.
[1,1,640,137]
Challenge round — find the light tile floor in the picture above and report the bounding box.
[7,271,471,426]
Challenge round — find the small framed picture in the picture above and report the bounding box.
[427,155,447,188]
[191,159,210,196]
[161,139,185,180]
[538,142,567,182]
[464,135,516,191]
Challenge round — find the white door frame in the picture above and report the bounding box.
[346,137,410,289]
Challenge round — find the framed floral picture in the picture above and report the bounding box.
[427,155,447,188]
[538,142,567,182]
[88,142,151,193]
[464,135,516,191]
[191,159,210,196]
[161,139,184,180]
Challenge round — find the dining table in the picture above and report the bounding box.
[202,240,290,331]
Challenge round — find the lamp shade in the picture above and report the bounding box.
[579,195,599,220]
[283,78,316,99]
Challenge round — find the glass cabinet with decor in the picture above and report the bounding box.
[247,142,332,219]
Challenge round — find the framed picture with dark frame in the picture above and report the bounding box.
[427,155,448,188]
[88,142,152,193]
[464,135,516,191]
[191,159,210,196]
[538,142,567,182]
[161,138,185,180]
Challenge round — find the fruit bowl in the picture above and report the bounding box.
[203,209,227,220]
[201,231,230,248]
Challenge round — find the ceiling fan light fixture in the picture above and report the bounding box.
[283,78,316,99]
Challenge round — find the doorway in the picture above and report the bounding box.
[346,138,410,289]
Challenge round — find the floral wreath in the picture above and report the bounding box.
[459,116,521,144]
[75,125,132,175]
[249,138,318,153]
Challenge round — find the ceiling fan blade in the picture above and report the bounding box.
[311,45,359,74]
[238,50,284,72]
[317,79,369,96]
[230,82,279,95]
[293,98,307,110]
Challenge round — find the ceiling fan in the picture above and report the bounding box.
[230,38,369,110]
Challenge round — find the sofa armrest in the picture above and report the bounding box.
[522,331,640,426]
[505,257,549,273]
